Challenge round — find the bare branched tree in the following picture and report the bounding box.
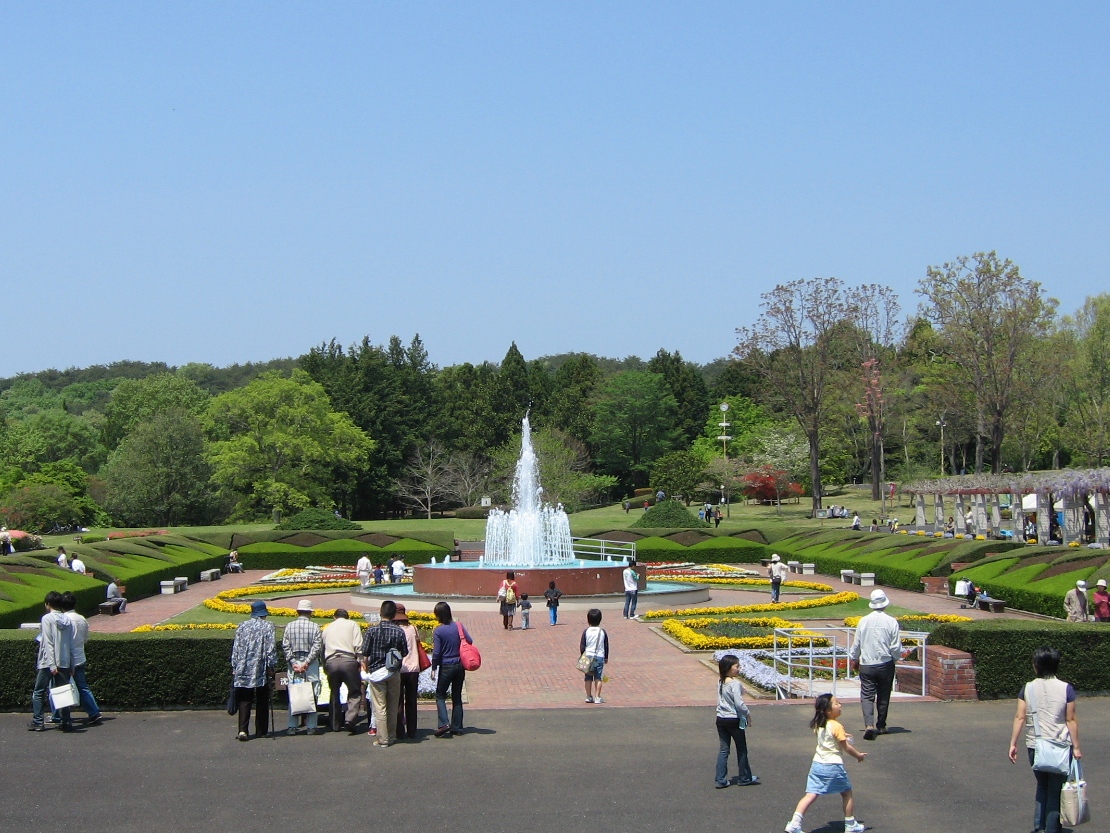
[394,441,453,519]
[850,284,902,500]
[444,451,492,507]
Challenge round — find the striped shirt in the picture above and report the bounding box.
[282,616,322,666]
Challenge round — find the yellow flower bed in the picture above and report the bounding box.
[842,613,973,628]
[642,591,859,620]
[652,576,833,592]
[204,582,440,626]
[132,623,240,632]
[661,616,830,650]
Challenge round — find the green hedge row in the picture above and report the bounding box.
[931,619,1110,699]
[190,528,457,551]
[232,546,448,571]
[635,539,770,565]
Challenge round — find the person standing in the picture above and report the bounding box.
[356,553,372,590]
[0,526,11,555]
[361,600,409,748]
[231,600,277,741]
[768,554,788,603]
[106,580,127,613]
[849,589,902,741]
[56,546,69,570]
[321,608,364,732]
[59,592,102,726]
[29,591,75,732]
[580,609,609,704]
[1092,578,1110,622]
[1008,646,1082,833]
[497,571,519,629]
[390,556,406,584]
[622,561,639,619]
[394,603,421,740]
[282,600,323,735]
[1064,580,1090,622]
[518,594,532,629]
[431,601,473,737]
[851,514,861,531]
[714,508,722,528]
[373,564,385,585]
[715,654,758,788]
[544,580,563,625]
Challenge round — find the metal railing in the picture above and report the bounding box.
[569,537,637,562]
[771,626,929,700]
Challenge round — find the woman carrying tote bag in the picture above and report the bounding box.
[1008,646,1082,833]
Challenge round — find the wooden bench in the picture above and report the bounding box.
[199,569,221,582]
[977,597,1007,613]
[99,599,123,616]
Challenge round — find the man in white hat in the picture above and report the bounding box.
[282,600,323,735]
[849,588,902,740]
[1064,580,1090,622]
[1092,578,1109,622]
[767,554,788,603]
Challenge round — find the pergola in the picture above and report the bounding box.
[903,469,1110,546]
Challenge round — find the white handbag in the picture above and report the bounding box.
[287,677,317,715]
[49,680,79,710]
[1061,759,1090,827]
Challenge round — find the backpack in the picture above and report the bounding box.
[503,582,517,605]
[385,647,403,674]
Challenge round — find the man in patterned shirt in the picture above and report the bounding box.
[360,600,409,747]
[231,600,277,741]
[282,599,323,735]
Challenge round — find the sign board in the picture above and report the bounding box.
[480,496,492,507]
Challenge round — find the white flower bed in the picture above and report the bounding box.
[714,647,844,691]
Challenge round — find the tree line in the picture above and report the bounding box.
[1,251,1107,529]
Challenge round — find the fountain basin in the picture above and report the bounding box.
[412,559,642,598]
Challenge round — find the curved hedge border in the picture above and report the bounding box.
[931,619,1110,699]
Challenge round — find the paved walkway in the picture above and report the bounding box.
[87,570,260,633]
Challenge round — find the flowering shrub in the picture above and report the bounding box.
[843,613,973,628]
[107,529,169,539]
[651,576,834,591]
[642,591,859,619]
[203,582,437,627]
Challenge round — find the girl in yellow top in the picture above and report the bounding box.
[784,694,867,833]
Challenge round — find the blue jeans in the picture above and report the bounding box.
[770,578,782,603]
[436,663,465,732]
[69,663,100,719]
[1028,748,1067,833]
[716,717,752,786]
[549,606,558,625]
[624,591,638,617]
[32,668,72,727]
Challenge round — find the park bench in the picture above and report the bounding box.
[99,599,123,616]
[801,563,815,575]
[843,571,876,587]
[787,560,801,573]
[976,597,1007,613]
[160,578,189,595]
[199,568,221,582]
[175,576,188,592]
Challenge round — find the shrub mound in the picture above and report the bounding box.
[630,501,708,529]
[275,508,361,530]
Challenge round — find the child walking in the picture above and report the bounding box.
[715,654,758,788]
[785,693,867,833]
[518,594,532,629]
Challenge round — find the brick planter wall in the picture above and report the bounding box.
[925,645,978,700]
[895,664,923,693]
[920,576,949,595]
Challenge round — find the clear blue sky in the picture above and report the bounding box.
[3,3,1108,377]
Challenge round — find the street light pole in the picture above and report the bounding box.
[935,418,947,476]
[718,402,732,518]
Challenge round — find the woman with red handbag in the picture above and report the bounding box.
[431,602,475,737]
[393,603,424,740]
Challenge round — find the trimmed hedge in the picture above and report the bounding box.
[931,619,1110,699]
[629,501,707,529]
[190,528,457,551]
[275,508,361,530]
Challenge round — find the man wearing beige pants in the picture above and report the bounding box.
[360,600,408,747]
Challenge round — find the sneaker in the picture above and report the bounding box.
[715,782,730,789]
[434,725,452,737]
[863,728,876,741]
[785,822,802,833]
[368,727,377,736]
[237,731,249,742]
[845,821,865,833]
[585,696,594,703]
[594,697,604,704]
[86,715,103,727]
[372,739,391,748]
[286,727,299,736]
[738,776,761,786]
[28,722,45,732]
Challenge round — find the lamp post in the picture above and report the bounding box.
[935,418,947,476]
[718,403,732,518]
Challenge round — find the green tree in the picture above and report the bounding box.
[1062,294,1110,466]
[433,362,503,453]
[203,371,374,521]
[4,410,106,472]
[916,252,1057,473]
[590,372,681,490]
[692,396,774,461]
[647,349,710,444]
[650,450,708,505]
[0,483,79,533]
[549,354,602,444]
[102,373,210,450]
[102,408,220,527]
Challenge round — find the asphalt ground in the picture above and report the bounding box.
[1,698,1105,833]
